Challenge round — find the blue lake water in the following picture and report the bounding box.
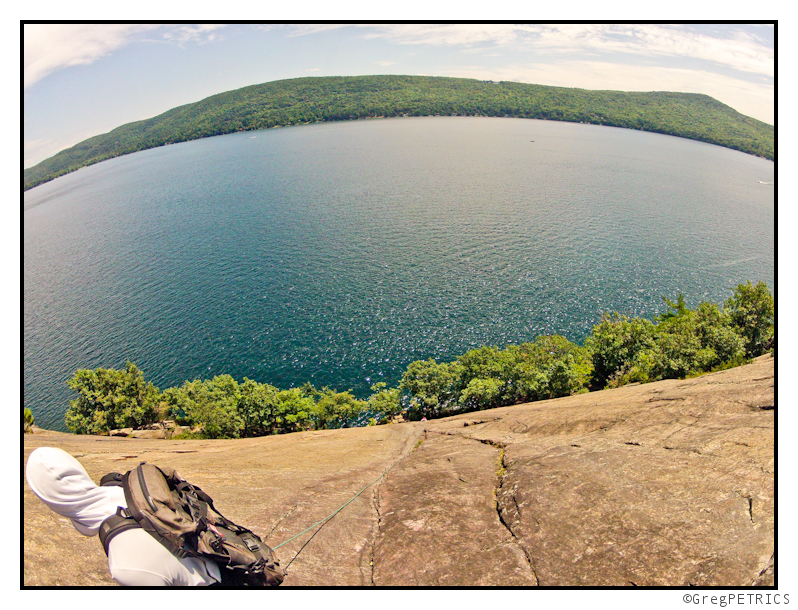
[24,117,774,431]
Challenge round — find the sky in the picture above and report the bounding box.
[23,22,775,168]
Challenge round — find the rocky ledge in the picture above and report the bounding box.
[23,355,774,586]
[107,420,194,439]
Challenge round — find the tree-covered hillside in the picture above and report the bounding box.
[24,75,774,191]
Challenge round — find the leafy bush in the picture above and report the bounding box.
[694,302,747,364]
[65,362,161,435]
[459,377,503,411]
[605,350,657,388]
[400,358,465,419]
[584,314,656,388]
[24,408,35,433]
[457,346,514,390]
[312,388,366,429]
[597,285,769,389]
[725,281,775,357]
[512,335,593,401]
[272,388,315,433]
[643,300,748,380]
[367,382,402,422]
[237,378,280,437]
[400,335,592,418]
[161,376,243,439]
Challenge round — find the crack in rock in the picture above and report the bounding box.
[369,486,382,586]
[734,489,755,524]
[462,418,499,427]
[647,396,687,403]
[266,502,300,539]
[494,447,540,586]
[751,553,774,586]
[427,429,539,585]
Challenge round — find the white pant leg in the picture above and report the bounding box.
[108,529,221,586]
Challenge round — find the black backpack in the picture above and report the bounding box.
[98,462,285,586]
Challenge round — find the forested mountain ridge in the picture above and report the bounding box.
[24,75,774,191]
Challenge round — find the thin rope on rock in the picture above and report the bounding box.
[271,454,404,571]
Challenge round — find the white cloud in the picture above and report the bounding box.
[280,24,351,37]
[339,24,774,80]
[23,24,226,89]
[160,24,226,45]
[605,25,774,78]
[375,61,398,66]
[24,24,155,89]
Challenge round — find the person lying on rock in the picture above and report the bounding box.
[26,447,286,586]
[26,447,222,586]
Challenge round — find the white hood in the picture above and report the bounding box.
[26,447,125,536]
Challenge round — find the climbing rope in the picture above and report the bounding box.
[271,453,404,571]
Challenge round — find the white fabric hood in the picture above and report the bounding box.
[26,447,125,536]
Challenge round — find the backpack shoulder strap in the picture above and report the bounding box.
[100,472,124,487]
[98,507,140,556]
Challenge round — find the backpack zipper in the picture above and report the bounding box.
[137,464,160,513]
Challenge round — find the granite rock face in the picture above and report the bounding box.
[23,356,774,586]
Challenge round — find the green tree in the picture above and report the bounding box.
[647,311,713,379]
[457,346,513,386]
[585,315,656,388]
[273,388,315,433]
[458,377,503,411]
[603,296,749,388]
[367,382,402,422]
[725,281,774,357]
[162,375,242,439]
[65,362,161,435]
[456,345,521,406]
[658,293,687,320]
[313,388,366,429]
[400,358,465,419]
[237,378,280,437]
[24,408,34,433]
[513,335,592,400]
[694,301,747,365]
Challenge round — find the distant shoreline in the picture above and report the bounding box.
[24,75,774,191]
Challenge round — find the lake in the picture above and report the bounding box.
[24,117,775,431]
